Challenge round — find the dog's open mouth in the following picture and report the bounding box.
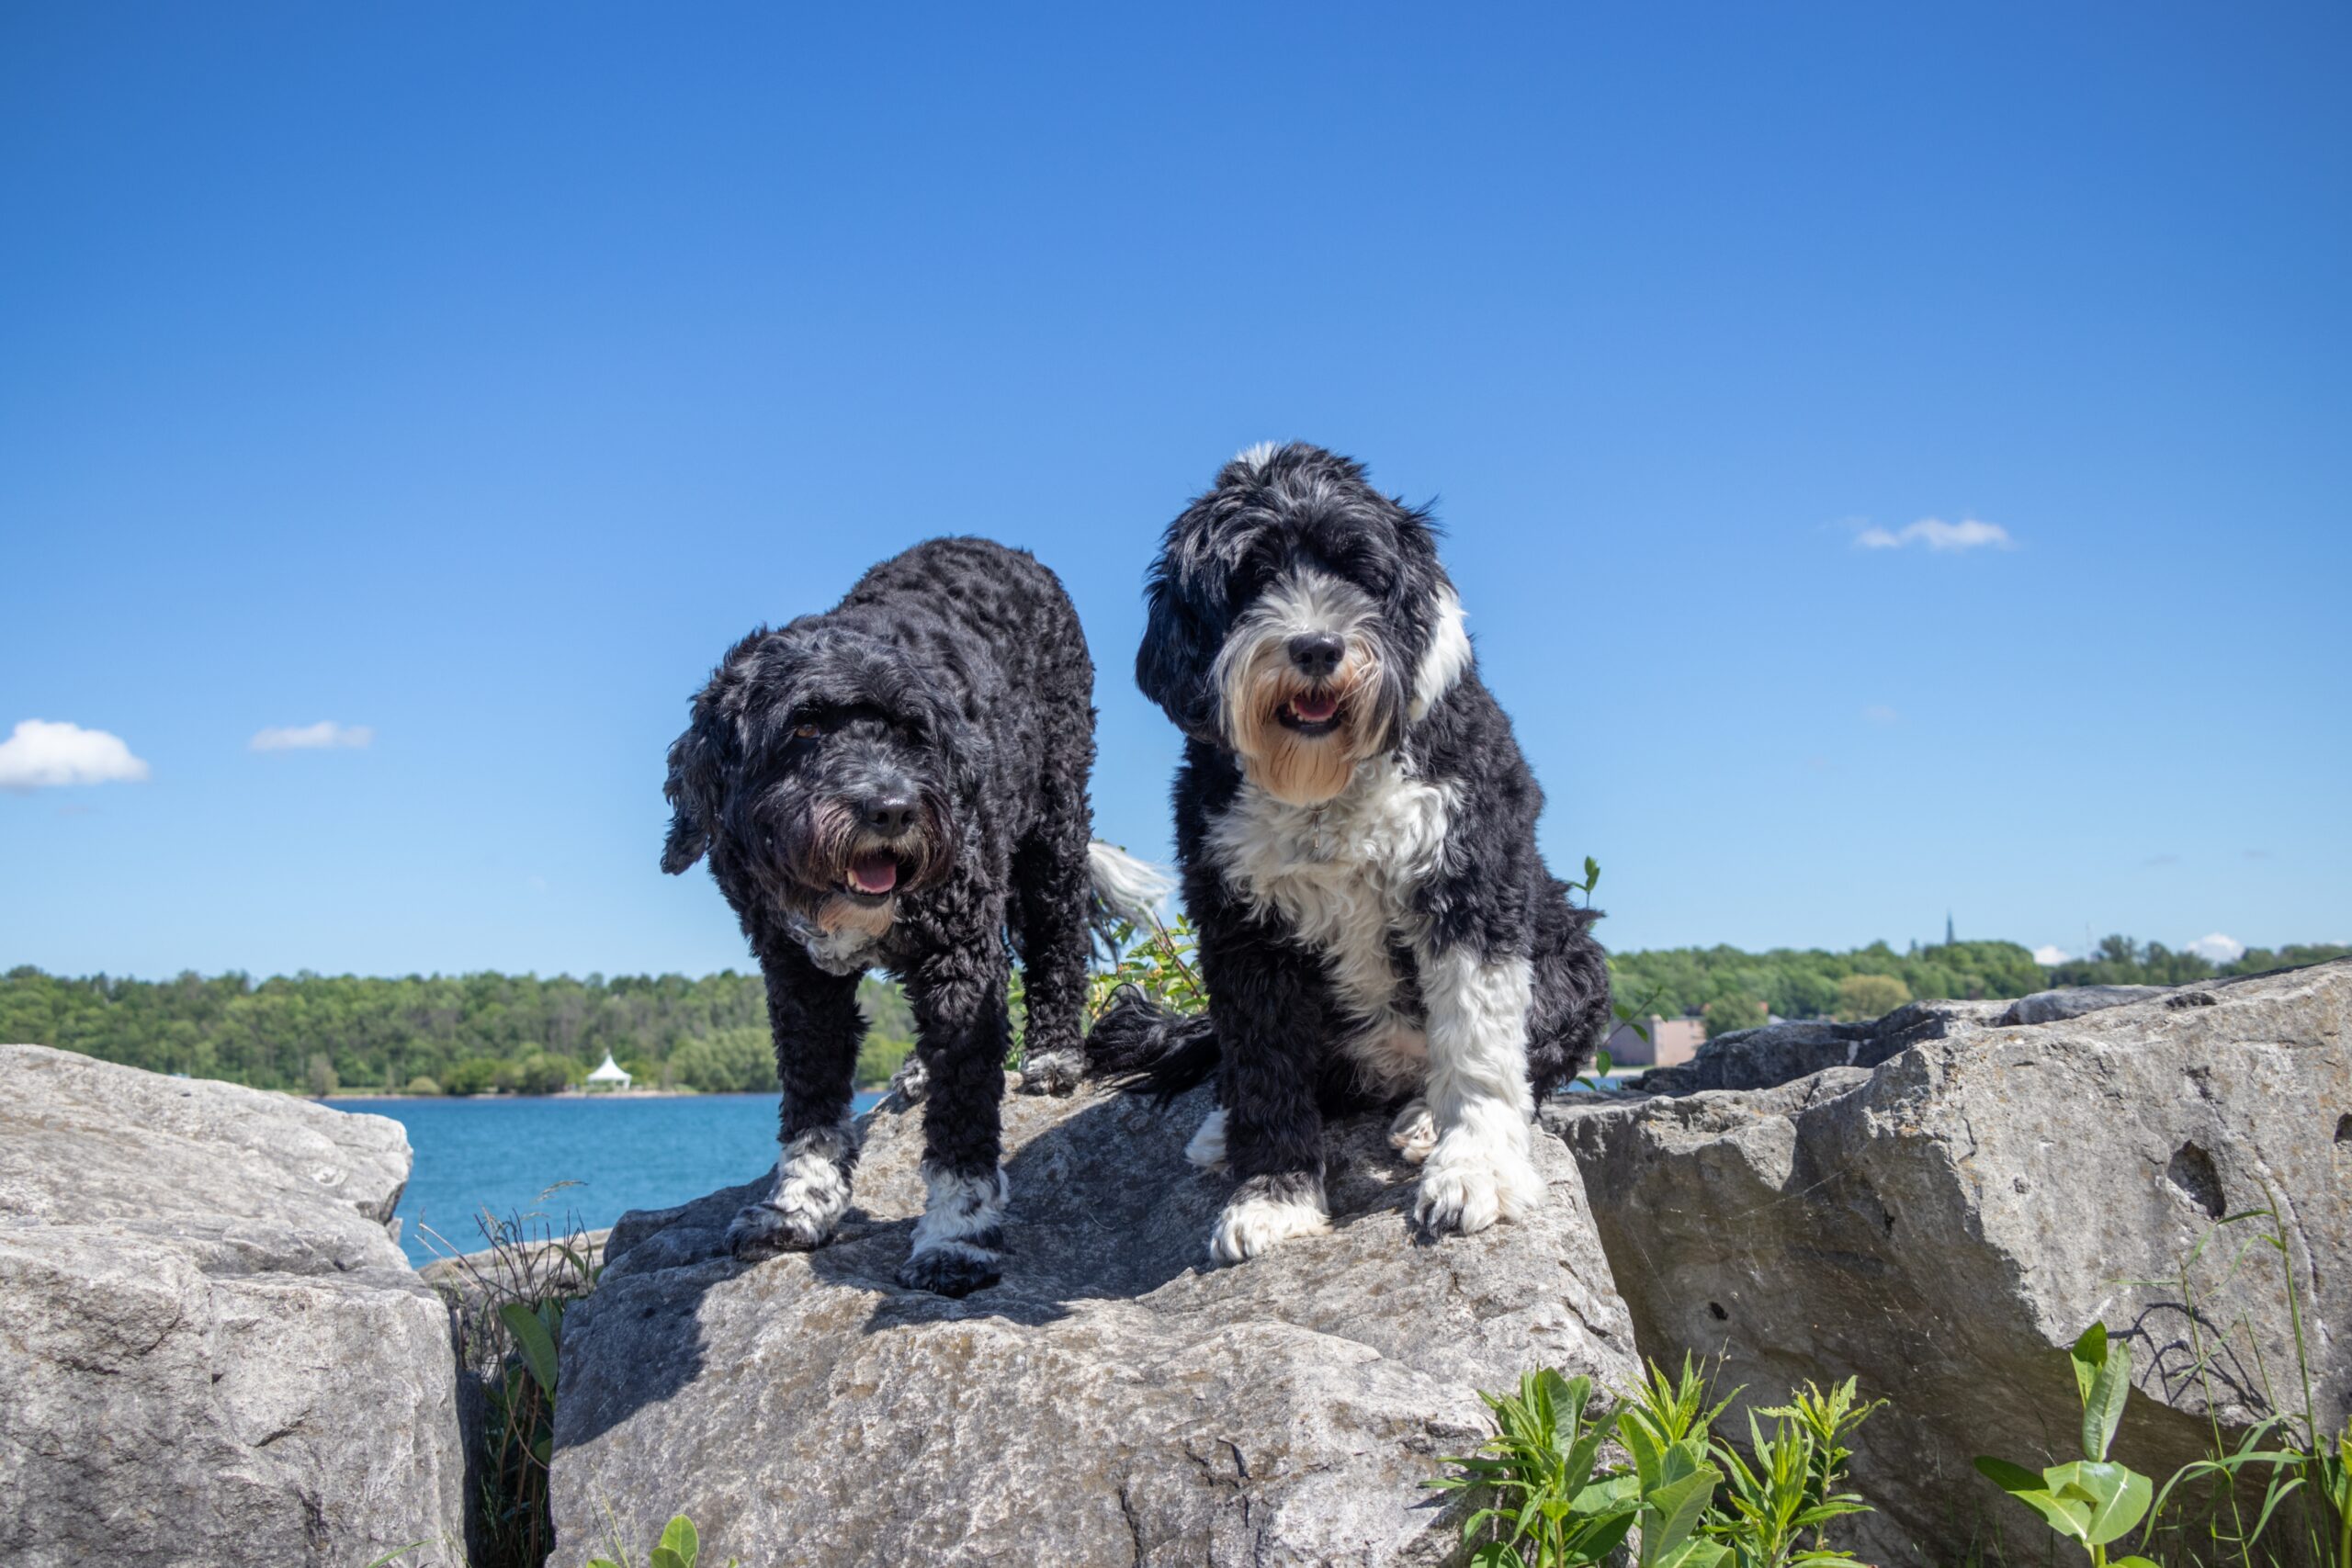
[845,850,902,898]
[1278,690,1343,736]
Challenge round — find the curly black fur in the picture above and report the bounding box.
[1088,444,1611,1262]
[663,537,1104,1296]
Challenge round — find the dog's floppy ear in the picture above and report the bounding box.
[1136,566,1222,745]
[661,631,763,874]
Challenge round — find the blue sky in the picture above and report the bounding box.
[4,3,2346,980]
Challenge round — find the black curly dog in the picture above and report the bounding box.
[1088,443,1611,1267]
[662,536,1162,1296]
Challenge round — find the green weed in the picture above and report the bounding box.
[1436,1357,1883,1568]
[422,1192,603,1568]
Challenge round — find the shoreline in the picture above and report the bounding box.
[322,1087,892,1104]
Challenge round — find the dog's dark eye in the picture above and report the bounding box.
[792,722,821,740]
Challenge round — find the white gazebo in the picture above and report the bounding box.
[584,1051,632,1092]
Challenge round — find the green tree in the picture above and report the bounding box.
[1702,994,1768,1038]
[1836,974,1913,1022]
[669,1028,776,1093]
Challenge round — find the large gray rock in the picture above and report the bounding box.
[0,1044,471,1568]
[553,1079,1638,1567]
[1632,998,2009,1096]
[1997,984,2172,1026]
[1556,960,2351,1567]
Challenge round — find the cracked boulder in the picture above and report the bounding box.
[550,1078,1637,1567]
[1555,960,2350,1567]
[0,1044,470,1568]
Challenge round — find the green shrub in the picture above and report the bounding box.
[1832,974,1911,1021]
[668,1028,776,1094]
[404,1075,443,1097]
[1436,1358,1882,1568]
[1702,995,1767,1039]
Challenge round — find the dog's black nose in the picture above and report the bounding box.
[863,793,920,836]
[1286,632,1345,678]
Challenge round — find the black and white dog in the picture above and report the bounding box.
[1089,444,1611,1265]
[662,536,1164,1297]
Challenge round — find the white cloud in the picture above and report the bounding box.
[250,721,374,752]
[0,719,152,792]
[2187,932,2245,964]
[1855,518,2015,552]
[1861,705,1900,725]
[2032,944,2070,965]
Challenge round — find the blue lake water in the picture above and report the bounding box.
[326,1091,883,1265]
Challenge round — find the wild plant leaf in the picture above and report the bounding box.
[1619,1412,1669,1493]
[1467,1544,1528,1568]
[2110,1558,2164,1567]
[2069,1322,2108,1408]
[2080,1335,2132,1462]
[1637,1466,1723,1563]
[498,1300,560,1396]
[1571,1511,1638,1559]
[1569,1473,1640,1514]
[1973,1457,2091,1542]
[657,1513,701,1567]
[2046,1460,2151,1545]
[1973,1455,2045,1495]
[650,1550,687,1568]
[1651,1540,1730,1568]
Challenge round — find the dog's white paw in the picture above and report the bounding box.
[1412,1129,1544,1237]
[729,1142,854,1260]
[1387,1098,1438,1165]
[727,1197,831,1259]
[1208,1175,1329,1265]
[1184,1107,1229,1171]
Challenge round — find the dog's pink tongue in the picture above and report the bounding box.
[848,852,899,895]
[1291,692,1340,723]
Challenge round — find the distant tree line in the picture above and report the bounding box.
[5,933,2340,1095]
[1611,936,2347,1040]
[0,966,914,1096]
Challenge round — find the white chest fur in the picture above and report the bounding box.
[1204,757,1455,1092]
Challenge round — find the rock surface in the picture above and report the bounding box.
[1631,998,2009,1096]
[553,1078,1638,1567]
[0,1044,471,1568]
[1556,960,2350,1567]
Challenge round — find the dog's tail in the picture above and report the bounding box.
[1083,984,1220,1100]
[1086,840,1175,929]
[1080,842,1219,1097]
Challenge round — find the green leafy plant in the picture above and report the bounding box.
[1709,1380,1882,1567]
[2130,1201,2352,1565]
[585,1512,739,1568]
[1975,1324,2158,1566]
[1085,909,1205,1021]
[422,1192,603,1568]
[1431,1369,1644,1566]
[1439,1359,1883,1568]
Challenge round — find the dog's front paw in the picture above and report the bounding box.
[1207,1174,1329,1266]
[1015,1047,1082,1097]
[726,1200,832,1260]
[1412,1129,1544,1238]
[1386,1098,1438,1165]
[896,1241,1001,1297]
